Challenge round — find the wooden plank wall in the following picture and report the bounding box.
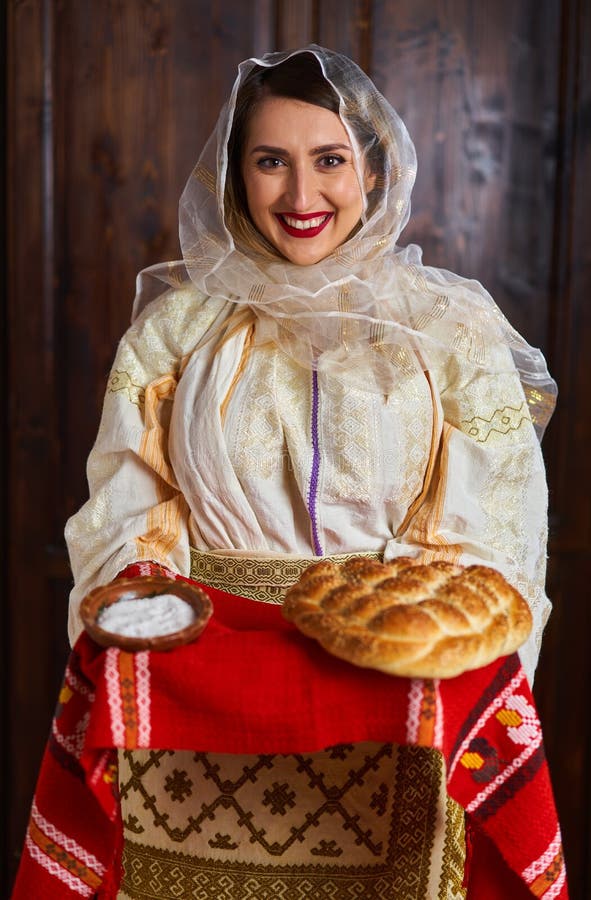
[5,1,590,895]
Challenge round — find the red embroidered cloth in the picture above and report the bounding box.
[12,568,568,899]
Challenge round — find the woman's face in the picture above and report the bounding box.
[241,96,373,266]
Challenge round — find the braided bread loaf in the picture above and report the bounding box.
[282,557,532,678]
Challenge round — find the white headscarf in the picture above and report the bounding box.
[133,45,556,436]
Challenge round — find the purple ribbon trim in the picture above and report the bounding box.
[308,370,324,556]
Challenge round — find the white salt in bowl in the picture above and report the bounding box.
[80,577,213,652]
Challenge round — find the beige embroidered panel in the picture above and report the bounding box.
[117,744,466,900]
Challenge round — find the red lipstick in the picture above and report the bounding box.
[275,212,334,238]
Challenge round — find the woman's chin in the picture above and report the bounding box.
[272,238,332,267]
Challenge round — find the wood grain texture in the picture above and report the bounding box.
[6,0,70,886]
[370,0,561,350]
[537,552,591,900]
[316,0,372,67]
[276,0,316,49]
[535,1,591,897]
[4,1,589,896]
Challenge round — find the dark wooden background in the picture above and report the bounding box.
[5,1,590,896]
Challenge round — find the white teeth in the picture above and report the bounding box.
[282,214,329,230]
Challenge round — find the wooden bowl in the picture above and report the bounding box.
[79,576,213,652]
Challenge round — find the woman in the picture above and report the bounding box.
[64,46,556,898]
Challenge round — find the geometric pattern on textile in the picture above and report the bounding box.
[118,743,466,899]
[189,547,381,603]
[440,795,467,900]
[449,662,546,823]
[25,801,106,897]
[521,825,566,899]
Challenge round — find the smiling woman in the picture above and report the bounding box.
[13,45,562,900]
[241,96,373,265]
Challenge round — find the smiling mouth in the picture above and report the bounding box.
[275,212,334,238]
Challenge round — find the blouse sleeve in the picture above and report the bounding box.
[65,287,226,645]
[384,345,552,685]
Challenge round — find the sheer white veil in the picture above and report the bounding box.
[132,45,556,437]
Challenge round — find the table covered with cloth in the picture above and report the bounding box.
[12,576,568,899]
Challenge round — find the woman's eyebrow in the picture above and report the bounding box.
[249,142,353,156]
[311,143,352,154]
[249,144,288,155]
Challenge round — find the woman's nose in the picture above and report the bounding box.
[285,165,319,211]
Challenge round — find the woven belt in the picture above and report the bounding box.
[189,548,382,604]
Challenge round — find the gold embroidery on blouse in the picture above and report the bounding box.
[479,444,532,563]
[323,380,375,504]
[220,324,255,427]
[461,402,530,443]
[382,368,433,511]
[231,349,285,481]
[108,370,145,407]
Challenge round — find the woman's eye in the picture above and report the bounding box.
[256,157,285,169]
[319,154,346,168]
